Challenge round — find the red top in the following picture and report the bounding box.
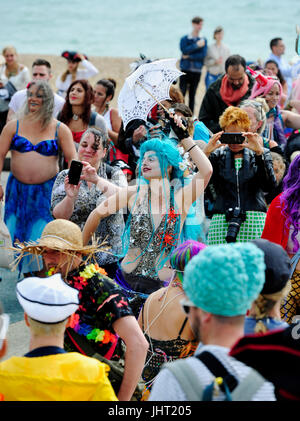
[72,130,86,144]
[261,193,289,250]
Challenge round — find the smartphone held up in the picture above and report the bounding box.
[219,132,245,145]
[68,160,83,185]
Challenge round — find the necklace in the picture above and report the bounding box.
[172,280,183,289]
[72,113,81,121]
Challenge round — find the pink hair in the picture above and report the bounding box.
[250,76,282,100]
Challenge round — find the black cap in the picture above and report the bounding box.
[61,51,88,62]
[251,239,291,294]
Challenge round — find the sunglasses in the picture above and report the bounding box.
[0,313,9,349]
[180,298,195,316]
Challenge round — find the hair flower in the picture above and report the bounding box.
[179,161,187,171]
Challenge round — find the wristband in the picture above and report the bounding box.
[186,144,197,153]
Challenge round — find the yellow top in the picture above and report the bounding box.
[0,352,118,401]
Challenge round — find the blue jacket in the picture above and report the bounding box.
[179,35,207,72]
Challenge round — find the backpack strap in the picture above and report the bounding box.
[89,111,97,127]
[196,351,238,393]
[164,351,267,401]
[163,358,205,401]
[231,368,266,401]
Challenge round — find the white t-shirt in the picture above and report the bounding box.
[9,89,65,118]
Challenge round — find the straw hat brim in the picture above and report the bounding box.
[9,235,110,271]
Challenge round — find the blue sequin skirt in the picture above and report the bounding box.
[4,173,57,273]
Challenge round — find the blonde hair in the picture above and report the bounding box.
[271,151,286,183]
[28,316,68,336]
[61,61,79,83]
[2,45,17,56]
[253,281,291,333]
[219,106,251,131]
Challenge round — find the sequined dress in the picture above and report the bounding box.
[121,186,180,292]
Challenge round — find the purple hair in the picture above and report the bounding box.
[169,240,207,283]
[281,154,300,251]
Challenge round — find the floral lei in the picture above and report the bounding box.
[46,263,118,347]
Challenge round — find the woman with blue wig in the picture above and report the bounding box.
[83,114,212,313]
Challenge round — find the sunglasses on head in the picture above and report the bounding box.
[180,298,195,316]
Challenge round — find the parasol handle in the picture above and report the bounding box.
[135,81,170,114]
[135,80,188,132]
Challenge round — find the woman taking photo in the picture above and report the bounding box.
[58,79,107,165]
[51,128,127,278]
[0,80,76,273]
[83,115,212,311]
[204,106,276,245]
[56,51,98,99]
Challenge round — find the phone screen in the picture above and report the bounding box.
[220,133,245,145]
[68,160,83,185]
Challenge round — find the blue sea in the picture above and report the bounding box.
[1,0,300,63]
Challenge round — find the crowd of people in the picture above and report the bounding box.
[0,17,300,403]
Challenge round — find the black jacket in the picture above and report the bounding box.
[198,74,255,133]
[207,146,277,214]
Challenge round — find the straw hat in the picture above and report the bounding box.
[11,219,109,270]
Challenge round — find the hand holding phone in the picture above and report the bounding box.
[68,160,83,185]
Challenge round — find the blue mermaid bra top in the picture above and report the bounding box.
[10,120,60,156]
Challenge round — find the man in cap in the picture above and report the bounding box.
[0,273,117,401]
[149,242,276,401]
[13,219,148,401]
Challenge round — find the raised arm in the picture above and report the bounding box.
[281,110,300,130]
[170,115,213,215]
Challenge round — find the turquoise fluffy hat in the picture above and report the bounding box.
[183,243,266,317]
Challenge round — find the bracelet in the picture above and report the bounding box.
[186,144,197,153]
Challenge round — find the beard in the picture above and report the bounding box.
[231,83,243,90]
[191,312,202,342]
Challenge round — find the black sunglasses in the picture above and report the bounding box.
[180,298,194,316]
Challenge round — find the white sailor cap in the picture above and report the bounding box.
[16,273,79,324]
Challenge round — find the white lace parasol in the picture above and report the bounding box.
[118,58,184,129]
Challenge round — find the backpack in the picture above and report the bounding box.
[164,351,266,401]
